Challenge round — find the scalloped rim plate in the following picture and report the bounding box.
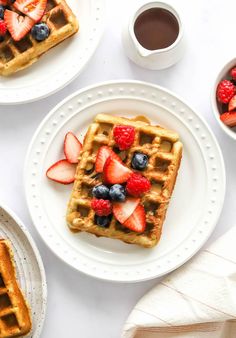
[0,0,105,105]
[0,203,47,337]
[24,80,226,282]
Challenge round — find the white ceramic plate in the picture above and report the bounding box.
[24,81,225,283]
[0,203,47,337]
[0,0,105,105]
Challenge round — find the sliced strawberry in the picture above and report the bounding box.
[123,204,146,233]
[4,10,34,41]
[14,0,47,22]
[46,159,77,184]
[0,20,7,36]
[0,0,7,6]
[228,94,236,111]
[113,197,140,224]
[64,132,82,164]
[103,157,132,184]
[220,112,236,127]
[95,146,121,173]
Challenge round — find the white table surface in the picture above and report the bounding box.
[0,0,236,337]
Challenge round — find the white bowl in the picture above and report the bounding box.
[212,57,236,141]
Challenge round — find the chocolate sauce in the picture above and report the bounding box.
[134,8,179,50]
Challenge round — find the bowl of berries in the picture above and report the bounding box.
[212,57,236,140]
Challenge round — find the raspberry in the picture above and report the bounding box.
[216,80,235,103]
[113,125,135,150]
[231,67,236,81]
[126,173,151,197]
[91,199,112,216]
[0,20,7,36]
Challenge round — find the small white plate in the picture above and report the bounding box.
[0,0,105,105]
[0,203,47,337]
[24,81,225,283]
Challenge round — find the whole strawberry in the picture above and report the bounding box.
[216,80,235,104]
[113,125,135,150]
[126,173,151,197]
[91,199,112,216]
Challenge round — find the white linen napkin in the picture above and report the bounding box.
[122,227,236,338]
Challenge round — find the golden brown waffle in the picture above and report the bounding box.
[66,114,183,248]
[0,239,31,338]
[0,0,79,76]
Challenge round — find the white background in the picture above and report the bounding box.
[0,0,236,337]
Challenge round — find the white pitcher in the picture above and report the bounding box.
[122,1,186,70]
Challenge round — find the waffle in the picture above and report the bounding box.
[0,239,31,338]
[66,114,183,248]
[0,0,79,76]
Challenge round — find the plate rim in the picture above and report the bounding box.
[0,201,47,337]
[24,80,226,283]
[0,0,106,105]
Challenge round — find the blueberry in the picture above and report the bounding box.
[92,185,110,199]
[95,215,111,228]
[31,23,50,42]
[131,152,148,170]
[109,184,126,202]
[0,6,5,19]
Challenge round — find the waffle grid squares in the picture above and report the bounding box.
[0,0,78,75]
[66,114,182,248]
[0,240,31,338]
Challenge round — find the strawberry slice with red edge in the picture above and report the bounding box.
[220,112,236,127]
[0,0,7,6]
[4,10,34,41]
[46,159,77,184]
[64,132,82,164]
[14,0,47,22]
[123,204,146,233]
[113,197,140,224]
[103,157,132,184]
[228,94,236,111]
[95,146,121,173]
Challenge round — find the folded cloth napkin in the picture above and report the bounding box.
[122,227,236,338]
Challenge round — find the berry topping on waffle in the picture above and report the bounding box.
[123,204,146,233]
[113,125,135,150]
[92,184,110,200]
[0,0,7,6]
[65,114,182,248]
[103,157,132,184]
[95,145,121,173]
[126,173,151,197]
[91,199,112,216]
[0,19,7,35]
[14,0,47,22]
[4,10,34,41]
[31,22,49,41]
[113,197,140,224]
[109,184,126,202]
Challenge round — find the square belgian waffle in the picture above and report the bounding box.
[0,0,79,76]
[66,114,183,248]
[0,239,31,338]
